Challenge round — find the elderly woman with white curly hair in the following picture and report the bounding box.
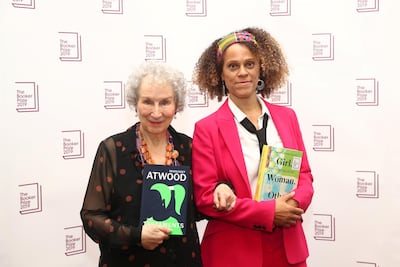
[81,62,235,267]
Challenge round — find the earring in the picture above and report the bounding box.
[256,79,265,92]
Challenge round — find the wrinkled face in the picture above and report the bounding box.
[137,75,177,137]
[221,43,260,101]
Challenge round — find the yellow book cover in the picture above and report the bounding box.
[254,145,303,201]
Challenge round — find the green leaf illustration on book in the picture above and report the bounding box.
[143,183,185,235]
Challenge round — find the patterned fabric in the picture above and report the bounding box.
[80,122,202,267]
[216,31,257,61]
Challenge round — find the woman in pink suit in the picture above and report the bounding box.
[191,27,314,267]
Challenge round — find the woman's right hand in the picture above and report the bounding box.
[213,182,236,211]
[141,224,171,250]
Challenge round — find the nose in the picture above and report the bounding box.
[151,104,162,118]
[238,65,248,76]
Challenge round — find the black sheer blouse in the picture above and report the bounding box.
[80,123,202,267]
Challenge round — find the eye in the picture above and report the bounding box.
[227,63,238,70]
[160,99,172,106]
[141,98,152,105]
[246,61,255,68]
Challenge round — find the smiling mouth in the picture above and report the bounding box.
[151,119,167,126]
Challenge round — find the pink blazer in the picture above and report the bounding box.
[192,99,314,267]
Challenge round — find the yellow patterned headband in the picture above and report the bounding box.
[216,31,257,61]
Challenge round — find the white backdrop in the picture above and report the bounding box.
[1,0,399,266]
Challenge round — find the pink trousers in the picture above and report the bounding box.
[262,228,307,267]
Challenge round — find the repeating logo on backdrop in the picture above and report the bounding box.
[62,130,85,159]
[314,213,336,241]
[270,0,291,16]
[356,170,379,198]
[59,32,82,62]
[312,124,335,152]
[269,82,292,106]
[102,0,123,14]
[356,261,380,266]
[312,33,334,61]
[186,0,207,16]
[11,0,35,9]
[64,225,86,256]
[144,35,166,62]
[187,82,209,108]
[104,81,125,109]
[356,78,379,106]
[357,0,379,12]
[19,183,43,214]
[16,82,39,112]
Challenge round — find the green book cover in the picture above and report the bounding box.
[140,164,189,235]
[254,145,303,201]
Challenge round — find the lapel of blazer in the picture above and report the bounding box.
[264,100,294,148]
[216,101,252,193]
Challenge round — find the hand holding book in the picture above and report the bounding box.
[141,224,171,250]
[273,191,304,227]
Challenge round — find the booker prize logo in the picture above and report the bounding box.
[356,170,379,198]
[16,82,39,112]
[12,0,35,9]
[269,82,292,106]
[64,225,86,256]
[19,183,43,214]
[270,0,291,16]
[357,0,379,12]
[104,81,125,109]
[62,130,85,159]
[312,124,335,152]
[144,35,166,62]
[356,261,379,266]
[313,213,336,241]
[187,82,209,108]
[186,0,207,17]
[102,0,123,14]
[356,78,379,106]
[59,32,82,62]
[312,33,334,61]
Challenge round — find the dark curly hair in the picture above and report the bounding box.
[192,27,289,101]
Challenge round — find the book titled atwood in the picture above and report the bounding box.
[254,145,303,201]
[140,164,189,235]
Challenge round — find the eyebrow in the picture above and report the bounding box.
[139,96,174,100]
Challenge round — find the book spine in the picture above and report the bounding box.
[254,145,271,201]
